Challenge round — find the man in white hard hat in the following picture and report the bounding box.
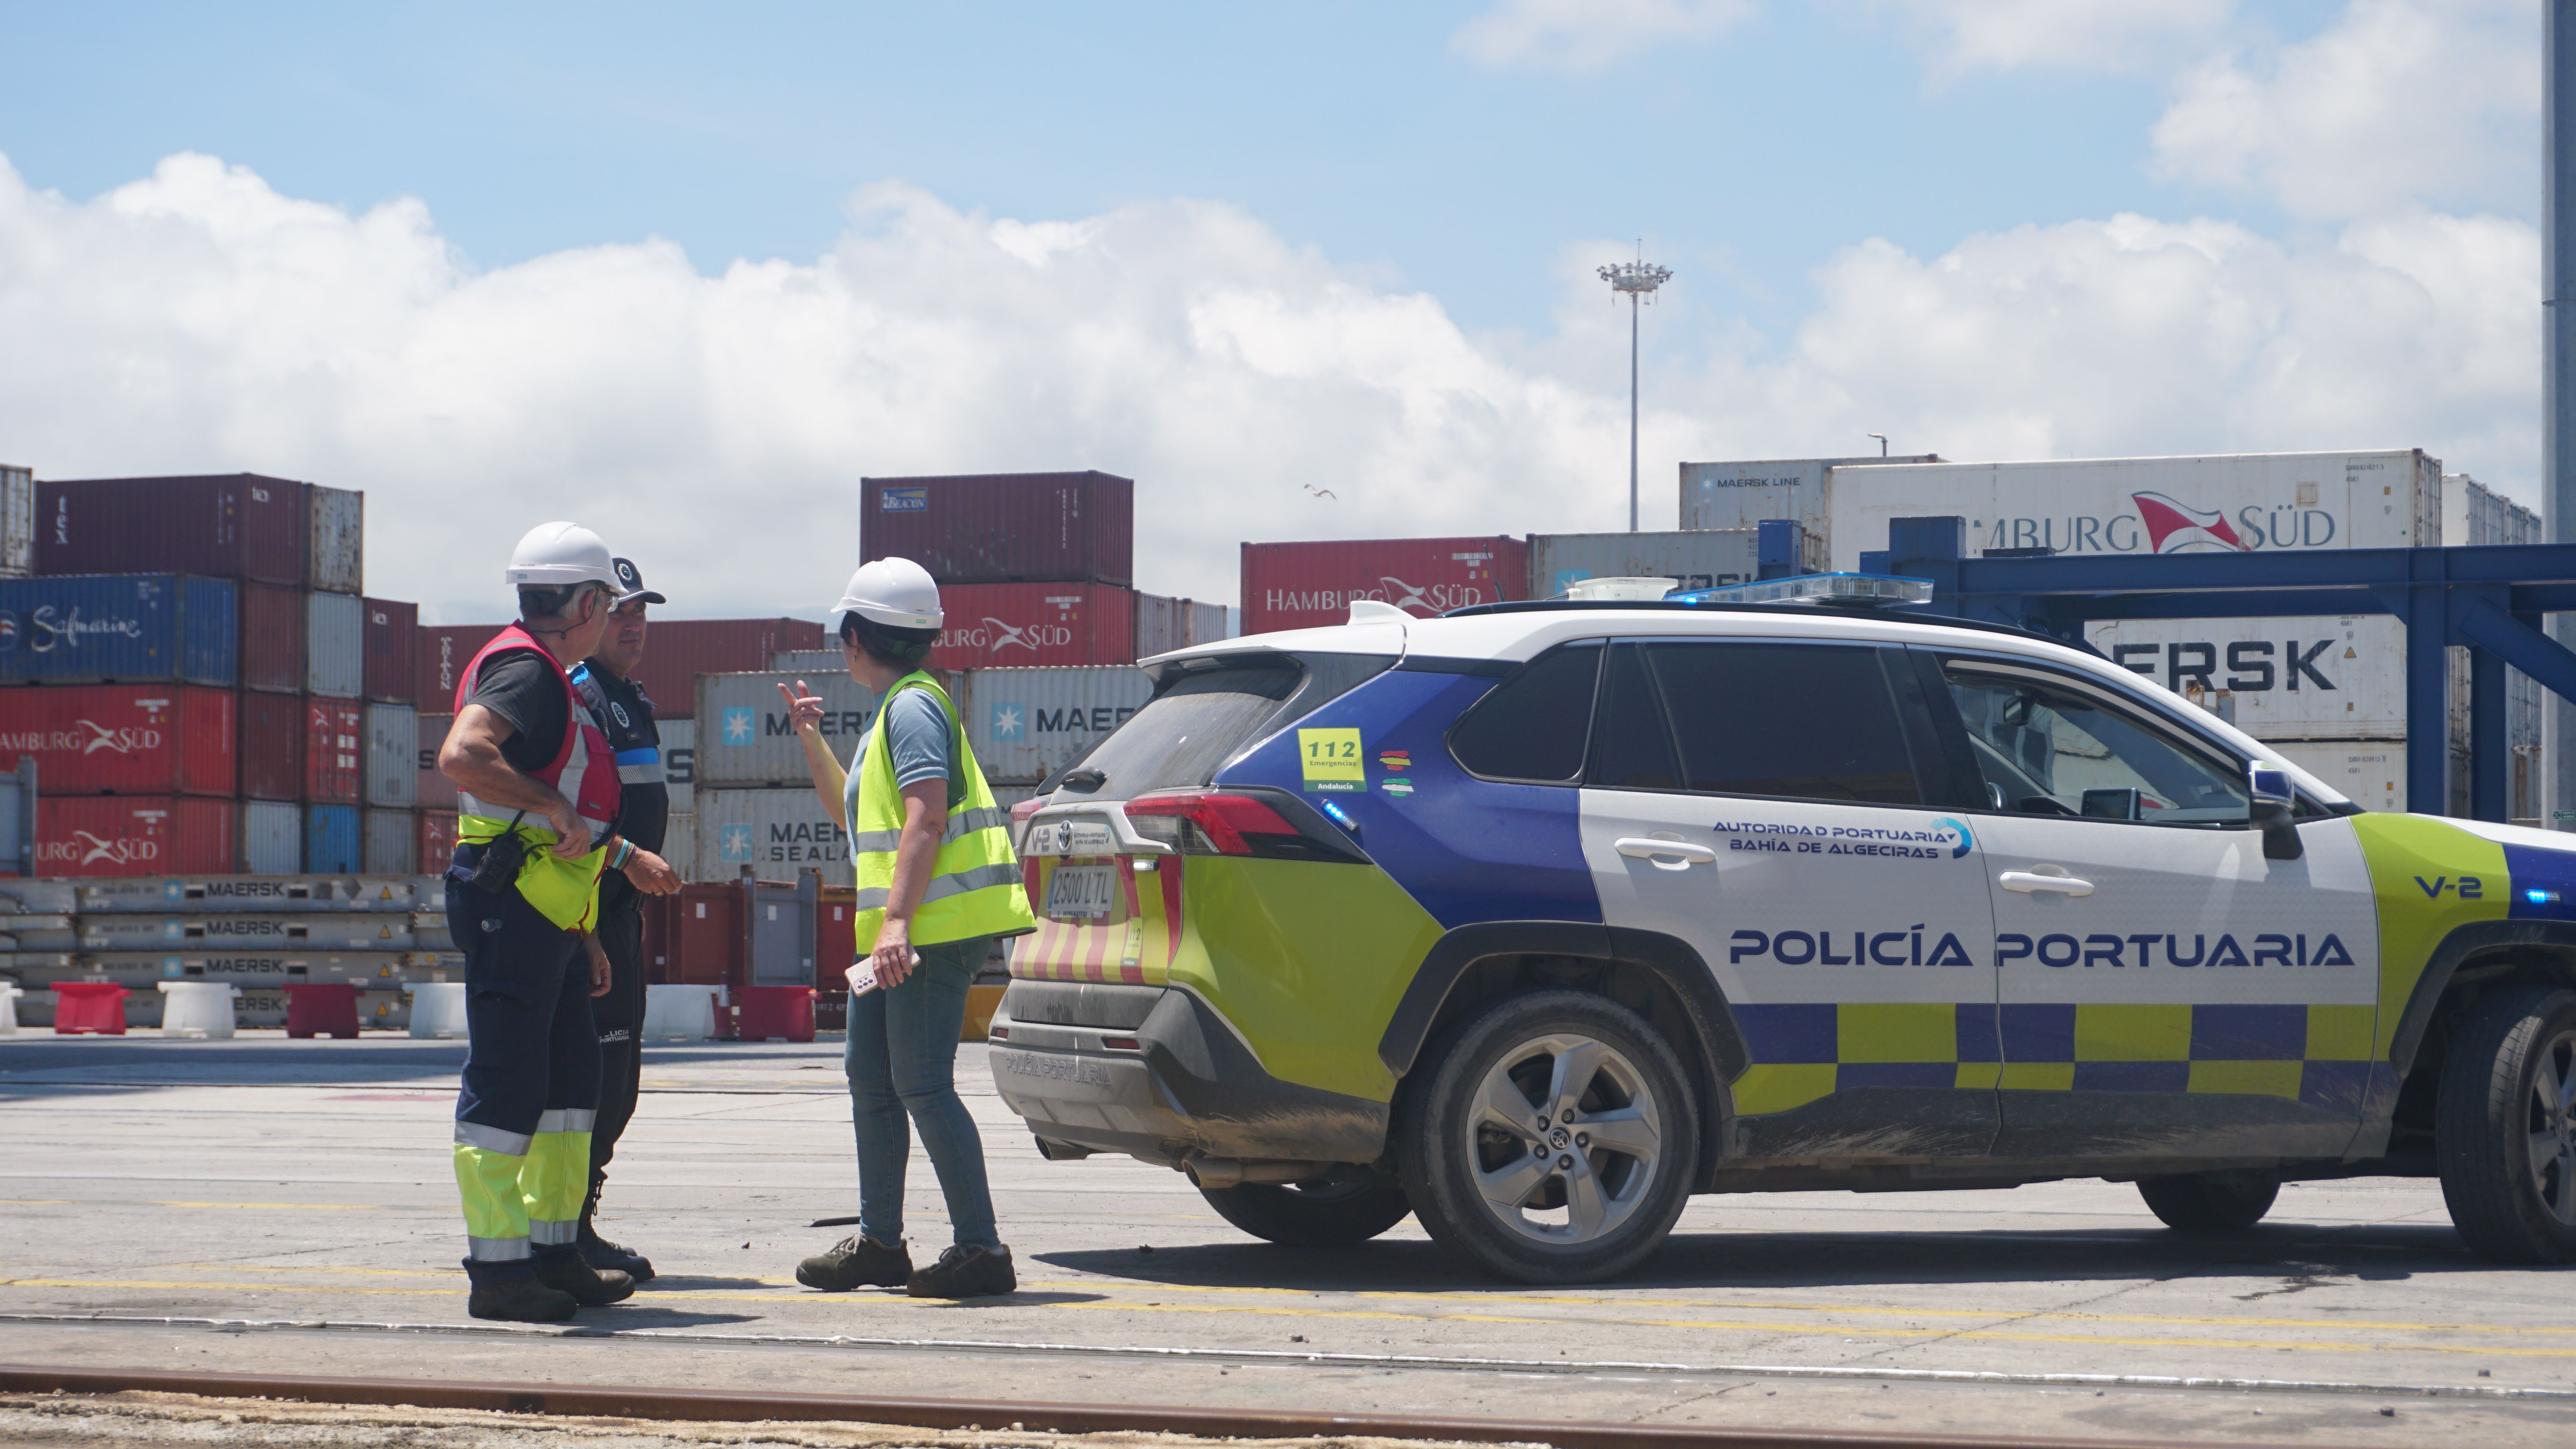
[435,521,646,1322]
[783,557,1035,1299]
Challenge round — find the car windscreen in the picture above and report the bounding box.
[1058,661,1306,798]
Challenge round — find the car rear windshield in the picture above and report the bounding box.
[1057,652,1393,799]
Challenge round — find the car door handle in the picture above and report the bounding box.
[1616,837,1717,864]
[1999,870,2095,896]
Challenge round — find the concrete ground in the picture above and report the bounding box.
[3,1031,2574,1447]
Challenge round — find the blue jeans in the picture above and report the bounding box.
[846,935,999,1251]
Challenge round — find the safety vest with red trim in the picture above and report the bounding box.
[451,625,622,930]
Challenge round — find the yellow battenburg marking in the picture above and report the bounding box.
[2074,1003,2192,1061]
[2187,1061,2303,1098]
[1837,1003,1955,1063]
[1999,1062,2075,1091]
[2306,1003,2376,1061]
[2351,814,2509,1055]
[1953,1062,2002,1089]
[1728,1063,1837,1115]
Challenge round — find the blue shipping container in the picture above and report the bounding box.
[303,803,361,874]
[0,574,238,685]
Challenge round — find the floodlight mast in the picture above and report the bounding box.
[1598,255,1671,533]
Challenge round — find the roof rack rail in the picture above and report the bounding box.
[1437,596,2087,651]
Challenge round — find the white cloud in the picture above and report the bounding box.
[1871,0,2237,76]
[2151,0,2538,220]
[1450,0,1756,75]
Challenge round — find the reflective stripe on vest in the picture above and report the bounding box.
[614,745,664,785]
[845,804,1015,855]
[848,673,1035,949]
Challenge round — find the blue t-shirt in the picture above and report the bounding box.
[842,688,954,858]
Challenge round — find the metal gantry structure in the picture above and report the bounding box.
[1866,516,2576,824]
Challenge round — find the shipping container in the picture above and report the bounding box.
[960,666,1155,783]
[304,697,364,805]
[695,672,879,788]
[660,810,694,883]
[36,797,236,877]
[929,581,1136,670]
[660,717,695,815]
[2445,475,2547,823]
[362,599,417,703]
[1240,537,1528,636]
[413,624,506,709]
[305,484,363,595]
[860,471,1134,587]
[772,650,843,675]
[655,883,741,985]
[364,702,417,808]
[416,712,458,809]
[70,950,424,988]
[240,800,301,874]
[0,686,235,797]
[2266,740,2408,813]
[0,464,32,577]
[0,574,237,685]
[305,803,361,874]
[693,788,848,881]
[625,618,826,721]
[1678,455,1942,536]
[79,912,411,952]
[364,808,416,875]
[36,474,308,585]
[1133,593,1231,659]
[74,873,423,912]
[305,590,364,698]
[1527,528,1827,599]
[238,690,304,802]
[2089,616,2410,741]
[418,810,457,876]
[239,581,305,694]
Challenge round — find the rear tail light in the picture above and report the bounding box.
[1124,791,1300,856]
[1101,1035,1142,1051]
[987,1025,1009,1040]
[1009,794,1048,850]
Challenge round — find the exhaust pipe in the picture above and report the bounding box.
[1183,1158,1326,1190]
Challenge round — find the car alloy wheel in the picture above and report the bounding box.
[2438,984,2576,1264]
[1467,1033,1664,1246]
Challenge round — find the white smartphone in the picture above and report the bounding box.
[847,959,880,997]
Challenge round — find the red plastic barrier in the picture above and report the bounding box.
[52,983,129,1035]
[736,985,814,1043]
[286,982,361,1040]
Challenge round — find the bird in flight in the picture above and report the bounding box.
[1303,485,1337,500]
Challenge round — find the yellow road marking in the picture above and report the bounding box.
[153,1202,380,1212]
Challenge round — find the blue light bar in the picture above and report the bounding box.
[1671,572,1935,607]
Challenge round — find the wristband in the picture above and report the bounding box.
[612,840,635,870]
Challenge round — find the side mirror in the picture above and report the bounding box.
[2248,762,2302,861]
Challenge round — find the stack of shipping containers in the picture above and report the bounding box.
[1239,535,1527,634]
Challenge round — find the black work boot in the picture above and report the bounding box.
[534,1247,635,1307]
[577,1183,655,1283]
[467,1276,579,1322]
[907,1243,1016,1299]
[796,1234,912,1291]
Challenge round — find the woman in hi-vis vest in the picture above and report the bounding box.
[784,557,1035,1300]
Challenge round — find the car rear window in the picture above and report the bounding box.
[1066,663,1304,798]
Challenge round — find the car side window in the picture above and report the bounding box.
[1587,643,1681,789]
[1606,641,1923,806]
[1448,641,1602,783]
[1943,664,2248,824]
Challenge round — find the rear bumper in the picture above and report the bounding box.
[986,980,1387,1167]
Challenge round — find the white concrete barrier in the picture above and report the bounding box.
[643,984,720,1041]
[155,980,239,1039]
[0,982,18,1035]
[407,981,469,1040]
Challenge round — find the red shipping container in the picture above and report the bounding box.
[1239,536,1528,635]
[363,599,418,703]
[36,474,308,585]
[35,796,237,876]
[662,884,742,986]
[305,696,364,803]
[240,581,306,694]
[414,624,506,711]
[0,686,235,796]
[626,618,823,721]
[927,583,1136,670]
[238,690,304,802]
[419,809,458,875]
[818,887,857,991]
[860,472,1133,587]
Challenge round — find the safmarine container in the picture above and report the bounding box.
[660,717,695,814]
[1240,536,1526,636]
[238,691,304,801]
[1678,454,1942,536]
[860,471,1133,587]
[239,581,305,693]
[365,702,417,807]
[36,797,237,877]
[305,697,365,804]
[305,485,363,594]
[695,672,878,789]
[693,788,847,881]
[364,808,416,874]
[928,582,1136,670]
[1527,528,1813,598]
[416,712,458,809]
[0,686,236,796]
[36,474,308,584]
[305,591,364,698]
[0,574,237,685]
[240,800,302,874]
[363,599,417,703]
[305,803,361,874]
[960,666,1154,784]
[413,624,505,709]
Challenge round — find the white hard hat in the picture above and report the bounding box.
[507,521,620,590]
[831,558,943,634]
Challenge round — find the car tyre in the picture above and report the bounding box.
[1397,989,1698,1284]
[2437,984,2576,1264]
[2136,1170,2278,1233]
[1199,1178,1413,1247]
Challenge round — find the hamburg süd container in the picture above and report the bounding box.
[695,672,879,789]
[413,624,506,709]
[1527,528,1823,599]
[928,582,1136,670]
[416,713,458,810]
[364,808,416,875]
[363,599,418,703]
[240,800,302,874]
[0,574,237,685]
[0,464,32,577]
[1678,454,1941,537]
[1239,536,1527,636]
[960,666,1154,784]
[238,691,304,802]
[304,802,361,874]
[304,697,365,805]
[36,474,309,585]
[0,685,236,796]
[365,702,418,808]
[239,581,305,694]
[693,788,848,882]
[860,471,1134,587]
[624,618,827,721]
[37,796,237,877]
[305,484,363,595]
[304,590,364,699]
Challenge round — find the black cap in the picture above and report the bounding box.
[611,557,666,606]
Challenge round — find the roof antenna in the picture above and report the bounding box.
[1867,433,1889,458]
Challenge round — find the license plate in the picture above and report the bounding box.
[1044,864,1119,920]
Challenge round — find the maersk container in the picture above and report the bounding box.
[416,712,458,809]
[661,810,695,883]
[693,788,847,881]
[304,803,361,874]
[695,672,879,789]
[305,697,365,805]
[36,474,308,584]
[2089,616,2411,741]
[36,797,237,877]
[2267,740,2407,814]
[1240,537,1526,636]
[1527,528,1826,599]
[305,590,365,699]
[239,580,305,694]
[78,911,411,952]
[414,624,504,709]
[238,690,304,802]
[0,574,237,685]
[960,666,1155,784]
[1679,454,1943,537]
[364,808,416,875]
[306,484,363,595]
[860,471,1134,587]
[0,685,236,797]
[929,582,1136,670]
[240,800,302,874]
[363,598,418,703]
[661,716,696,814]
[365,702,417,808]
[0,464,32,577]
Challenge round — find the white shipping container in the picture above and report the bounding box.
[1133,594,1233,659]
[2088,616,2408,741]
[694,788,847,881]
[363,808,416,875]
[662,811,696,883]
[773,649,843,674]
[1528,528,1826,599]
[1679,455,1941,537]
[241,801,301,876]
[660,717,695,814]
[696,672,880,788]
[2265,740,2408,814]
[365,702,418,808]
[304,590,365,699]
[77,912,411,952]
[306,484,364,595]
[417,713,458,810]
[0,464,32,578]
[960,666,1156,784]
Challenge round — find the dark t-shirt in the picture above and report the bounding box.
[468,650,570,777]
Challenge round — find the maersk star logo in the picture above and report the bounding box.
[990,703,1025,741]
[722,707,754,745]
[720,824,753,861]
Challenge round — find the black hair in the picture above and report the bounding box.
[841,614,938,668]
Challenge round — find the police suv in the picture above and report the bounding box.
[991,579,2576,1282]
